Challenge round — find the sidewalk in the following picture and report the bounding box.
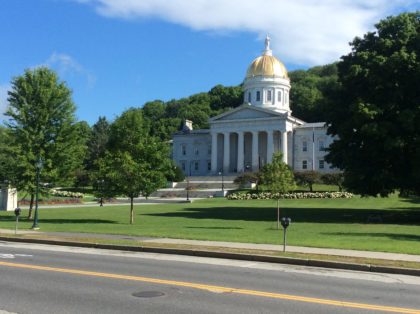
[1,228,419,263]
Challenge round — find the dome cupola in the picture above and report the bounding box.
[243,36,291,114]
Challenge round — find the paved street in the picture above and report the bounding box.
[0,241,420,314]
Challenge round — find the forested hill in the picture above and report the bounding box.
[142,63,338,140]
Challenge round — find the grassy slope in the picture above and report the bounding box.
[1,194,419,254]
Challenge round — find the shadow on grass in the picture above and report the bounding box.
[186,226,243,230]
[0,216,117,224]
[145,206,420,225]
[323,232,420,242]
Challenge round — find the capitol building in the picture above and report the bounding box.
[172,37,335,176]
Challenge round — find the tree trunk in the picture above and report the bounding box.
[130,197,134,224]
[27,193,35,220]
[309,183,313,192]
[277,198,280,230]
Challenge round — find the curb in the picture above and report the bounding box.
[1,236,419,277]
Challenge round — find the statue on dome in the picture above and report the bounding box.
[265,35,271,51]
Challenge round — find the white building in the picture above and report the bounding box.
[172,37,335,176]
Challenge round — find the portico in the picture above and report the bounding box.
[209,104,299,174]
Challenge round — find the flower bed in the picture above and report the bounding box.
[18,198,82,205]
[49,188,84,198]
[227,191,354,200]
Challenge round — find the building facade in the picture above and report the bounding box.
[172,37,335,176]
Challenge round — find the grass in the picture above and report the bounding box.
[1,194,419,254]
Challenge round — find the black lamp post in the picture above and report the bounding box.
[186,162,192,202]
[31,158,43,230]
[218,170,224,194]
[98,179,104,206]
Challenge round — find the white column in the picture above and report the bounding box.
[281,131,288,164]
[211,132,218,173]
[223,132,230,173]
[252,131,259,171]
[267,130,274,164]
[237,131,244,173]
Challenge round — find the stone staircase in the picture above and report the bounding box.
[152,175,239,198]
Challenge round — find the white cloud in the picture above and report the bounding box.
[40,52,96,87]
[77,0,417,65]
[0,84,10,121]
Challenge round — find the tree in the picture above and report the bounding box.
[96,108,172,224]
[86,116,109,172]
[325,12,420,196]
[289,63,339,122]
[294,171,320,192]
[260,153,296,229]
[5,67,86,218]
[321,173,344,192]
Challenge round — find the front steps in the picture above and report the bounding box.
[152,176,239,198]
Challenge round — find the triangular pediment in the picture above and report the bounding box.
[210,104,282,122]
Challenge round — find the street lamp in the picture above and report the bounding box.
[186,162,192,202]
[31,158,43,230]
[218,170,224,195]
[98,179,104,206]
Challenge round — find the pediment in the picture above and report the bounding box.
[210,105,281,122]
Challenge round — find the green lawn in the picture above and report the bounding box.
[1,194,419,254]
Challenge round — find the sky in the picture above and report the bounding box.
[0,0,418,125]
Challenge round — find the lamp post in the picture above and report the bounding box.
[98,179,104,206]
[186,162,192,202]
[218,170,224,195]
[31,158,43,230]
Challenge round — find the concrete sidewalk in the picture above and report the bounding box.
[1,228,419,263]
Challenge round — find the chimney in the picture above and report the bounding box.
[183,119,193,132]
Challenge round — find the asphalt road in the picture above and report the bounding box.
[0,242,419,314]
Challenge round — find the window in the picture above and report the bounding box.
[248,92,251,103]
[181,144,186,156]
[207,161,211,171]
[194,148,199,156]
[302,160,307,170]
[319,160,325,169]
[302,141,308,152]
[267,90,272,102]
[277,91,282,102]
[256,91,261,101]
[181,161,186,171]
[319,140,325,151]
[194,161,199,171]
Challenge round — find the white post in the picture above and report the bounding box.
[267,130,274,164]
[252,131,259,171]
[211,132,218,174]
[281,131,288,164]
[223,132,230,173]
[237,131,244,173]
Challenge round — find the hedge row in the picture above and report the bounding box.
[227,191,354,200]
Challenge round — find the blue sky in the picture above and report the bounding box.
[0,0,418,125]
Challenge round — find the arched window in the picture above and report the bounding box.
[277,91,282,102]
[256,91,261,101]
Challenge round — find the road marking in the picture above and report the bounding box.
[0,261,419,313]
[0,253,33,259]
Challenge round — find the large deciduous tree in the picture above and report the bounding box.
[5,67,86,217]
[325,12,420,196]
[96,108,172,224]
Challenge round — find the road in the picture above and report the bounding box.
[0,241,419,314]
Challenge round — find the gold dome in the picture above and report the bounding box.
[246,54,288,79]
